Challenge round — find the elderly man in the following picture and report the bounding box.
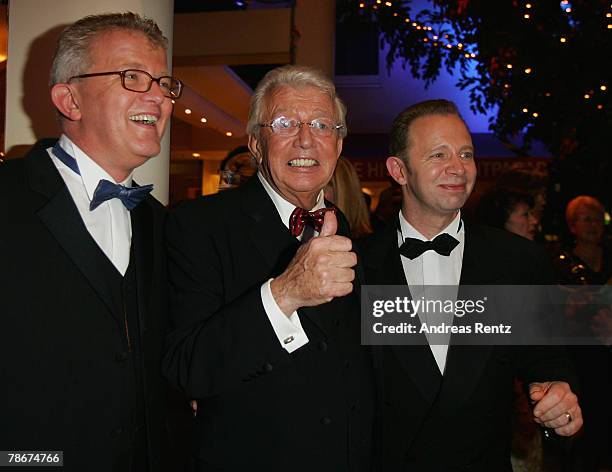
[163,65,375,471]
[0,13,179,471]
[359,99,582,471]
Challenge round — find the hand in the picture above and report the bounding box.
[529,381,583,436]
[271,211,356,315]
[190,400,197,417]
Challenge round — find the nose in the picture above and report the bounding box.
[294,122,313,148]
[446,152,466,175]
[144,80,166,104]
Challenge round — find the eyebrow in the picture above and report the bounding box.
[120,63,170,76]
[429,143,474,151]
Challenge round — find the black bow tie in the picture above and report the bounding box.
[399,233,459,260]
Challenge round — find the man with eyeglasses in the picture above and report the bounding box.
[0,13,180,472]
[163,65,375,471]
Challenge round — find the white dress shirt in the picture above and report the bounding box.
[48,135,132,275]
[397,211,465,373]
[258,172,327,353]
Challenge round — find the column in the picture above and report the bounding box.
[293,0,336,77]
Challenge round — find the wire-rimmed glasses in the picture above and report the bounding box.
[259,116,344,137]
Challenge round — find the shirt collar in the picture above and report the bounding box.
[398,210,463,241]
[257,171,324,229]
[57,134,133,202]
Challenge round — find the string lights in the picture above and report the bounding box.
[356,1,479,59]
[354,0,610,117]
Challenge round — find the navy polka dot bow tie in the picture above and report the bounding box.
[399,233,459,260]
[289,206,336,237]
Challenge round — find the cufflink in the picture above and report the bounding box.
[283,335,295,344]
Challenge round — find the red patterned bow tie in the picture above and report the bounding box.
[289,206,336,237]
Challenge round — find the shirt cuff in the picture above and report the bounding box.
[260,278,309,353]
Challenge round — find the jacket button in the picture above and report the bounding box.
[318,341,328,352]
[263,363,273,372]
[320,417,331,425]
[115,352,129,362]
[111,427,124,438]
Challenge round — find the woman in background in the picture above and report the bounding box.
[496,165,548,224]
[556,195,611,285]
[477,188,538,240]
[325,157,373,239]
[555,195,611,472]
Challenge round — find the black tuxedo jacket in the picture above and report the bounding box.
[0,140,169,471]
[358,220,576,472]
[163,176,375,471]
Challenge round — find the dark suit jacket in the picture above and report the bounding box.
[358,220,576,472]
[0,140,169,471]
[163,176,375,471]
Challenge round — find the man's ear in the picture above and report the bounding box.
[50,83,81,121]
[386,156,409,185]
[248,134,263,165]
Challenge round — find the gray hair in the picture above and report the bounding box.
[246,65,347,140]
[50,12,167,86]
[389,99,465,165]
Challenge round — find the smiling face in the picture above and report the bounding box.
[505,201,538,240]
[248,85,343,209]
[64,29,172,181]
[396,113,476,228]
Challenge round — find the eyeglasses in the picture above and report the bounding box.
[259,116,344,137]
[68,69,183,99]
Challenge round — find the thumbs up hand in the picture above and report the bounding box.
[318,209,338,237]
[271,210,356,315]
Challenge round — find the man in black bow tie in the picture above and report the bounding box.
[359,99,582,471]
[0,13,178,471]
[163,65,375,471]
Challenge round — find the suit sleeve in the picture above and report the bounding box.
[162,205,293,399]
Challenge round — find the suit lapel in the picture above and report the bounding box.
[28,140,123,324]
[441,221,492,412]
[460,221,504,284]
[131,198,154,331]
[240,177,300,274]
[364,222,442,405]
